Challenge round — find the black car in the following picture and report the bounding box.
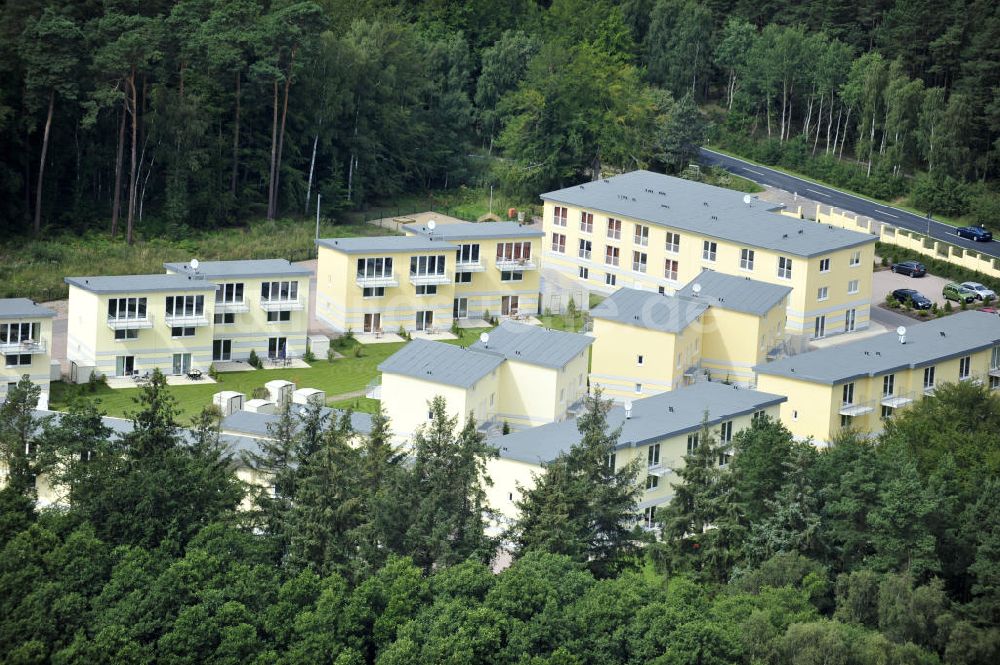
[957,226,993,242]
[892,288,933,309]
[891,260,927,277]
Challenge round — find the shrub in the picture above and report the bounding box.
[909,173,969,217]
[303,341,315,363]
[483,309,491,323]
[248,349,262,369]
[397,325,409,340]
[353,344,364,358]
[969,190,1000,231]
[880,256,889,267]
[451,320,461,336]
[944,301,954,313]
[961,298,968,310]
[326,346,337,362]
[251,386,268,400]
[502,421,510,435]
[885,294,900,309]
[208,363,219,380]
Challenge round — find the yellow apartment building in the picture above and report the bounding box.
[485,382,786,527]
[754,310,1000,443]
[378,322,593,439]
[1,299,57,406]
[315,221,542,334]
[540,170,876,341]
[65,274,220,381]
[590,272,790,398]
[164,259,310,363]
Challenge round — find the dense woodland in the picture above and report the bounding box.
[1,0,998,243]
[1,373,999,663]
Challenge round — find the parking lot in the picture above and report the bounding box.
[872,264,953,308]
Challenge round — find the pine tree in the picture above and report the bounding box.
[0,376,42,495]
[745,444,821,564]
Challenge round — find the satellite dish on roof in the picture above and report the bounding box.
[480,332,489,347]
[896,326,907,336]
[692,283,702,294]
[743,194,753,205]
[190,258,200,270]
[427,219,437,231]
[624,400,633,419]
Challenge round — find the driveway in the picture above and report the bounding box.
[872,264,951,308]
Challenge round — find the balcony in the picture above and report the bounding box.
[989,367,1000,379]
[164,313,210,327]
[454,259,485,273]
[880,394,913,409]
[495,257,536,271]
[838,402,873,417]
[214,299,250,314]
[355,273,399,288]
[0,339,46,354]
[107,315,154,331]
[259,298,304,312]
[409,272,452,286]
[647,463,671,478]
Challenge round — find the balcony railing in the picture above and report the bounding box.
[107,315,154,331]
[355,273,399,288]
[0,339,46,354]
[259,298,304,312]
[454,259,485,272]
[164,313,210,327]
[495,257,536,271]
[214,299,250,314]
[838,402,874,417]
[879,394,914,408]
[409,272,452,286]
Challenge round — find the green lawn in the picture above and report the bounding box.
[49,329,490,422]
[537,312,587,332]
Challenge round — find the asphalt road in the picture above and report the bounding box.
[699,147,1000,260]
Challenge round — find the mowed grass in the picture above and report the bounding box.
[536,312,587,332]
[49,329,490,422]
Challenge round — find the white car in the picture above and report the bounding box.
[961,281,996,301]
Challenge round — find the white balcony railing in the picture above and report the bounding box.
[259,298,304,312]
[454,260,486,273]
[838,402,874,417]
[0,339,46,354]
[495,257,536,271]
[107,315,154,331]
[880,394,914,408]
[409,272,452,286]
[355,273,399,288]
[214,299,250,314]
[164,313,210,327]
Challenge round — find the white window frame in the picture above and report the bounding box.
[702,240,717,262]
[740,248,754,271]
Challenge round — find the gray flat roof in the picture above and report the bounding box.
[316,235,452,254]
[403,220,543,240]
[221,408,373,440]
[541,170,875,258]
[378,338,505,388]
[755,310,1000,384]
[590,287,708,333]
[65,274,218,294]
[469,321,594,369]
[494,382,786,465]
[164,259,310,279]
[0,298,57,319]
[676,270,791,316]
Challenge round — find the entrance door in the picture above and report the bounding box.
[268,337,287,359]
[453,297,468,319]
[213,339,232,361]
[115,355,135,377]
[172,353,192,375]
[501,295,519,316]
[363,313,381,333]
[415,311,433,331]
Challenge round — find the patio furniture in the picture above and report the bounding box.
[186,368,203,380]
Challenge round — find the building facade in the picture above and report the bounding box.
[1,299,57,405]
[754,311,1000,442]
[315,222,542,334]
[540,170,876,340]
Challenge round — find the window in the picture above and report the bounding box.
[453,298,468,319]
[844,308,856,332]
[605,246,620,266]
[356,257,394,281]
[216,283,245,303]
[578,239,592,259]
[642,506,657,529]
[551,233,566,253]
[883,374,895,397]
[658,286,666,294]
[991,375,1000,390]
[165,295,205,319]
[5,354,31,367]
[959,355,971,380]
[848,279,859,294]
[637,354,644,366]
[578,266,589,280]
[415,310,434,331]
[213,339,232,361]
[740,248,755,271]
[665,232,680,253]
[634,224,649,246]
[606,452,616,470]
[267,337,287,359]
[648,443,660,467]
[850,251,861,266]
[702,240,717,261]
[814,315,826,339]
[991,346,1000,370]
[841,414,853,428]
[842,382,855,405]
[410,255,447,277]
[456,244,480,265]
[881,405,894,419]
[753,410,766,422]
[819,257,831,272]
[171,326,196,337]
[114,329,139,340]
[363,313,382,333]
[607,218,622,240]
[632,251,647,273]
[778,256,793,279]
[0,322,39,345]
[605,273,617,286]
[500,271,523,282]
[553,206,567,226]
[455,272,472,284]
[817,287,829,301]
[646,475,659,491]
[501,296,519,316]
[686,433,699,454]
[267,310,291,322]
[923,366,935,390]
[214,313,235,324]
[718,449,732,467]
[719,420,733,443]
[634,382,642,394]
[415,284,438,296]
[664,259,679,281]
[107,297,147,321]
[261,281,298,302]
[580,211,593,233]
[363,286,385,297]
[496,242,532,262]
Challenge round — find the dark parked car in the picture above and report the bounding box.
[957,226,993,242]
[891,260,926,277]
[892,288,933,310]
